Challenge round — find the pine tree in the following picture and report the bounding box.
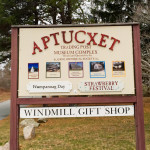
[0,0,82,62]
[91,0,137,23]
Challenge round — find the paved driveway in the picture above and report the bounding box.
[0,100,28,120]
[0,100,10,120]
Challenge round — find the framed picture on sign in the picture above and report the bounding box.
[112,61,126,77]
[69,62,84,78]
[90,61,106,78]
[46,62,61,78]
[28,63,39,79]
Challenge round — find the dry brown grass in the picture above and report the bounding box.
[0,89,10,102]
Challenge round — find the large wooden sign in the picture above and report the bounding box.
[10,23,145,150]
[18,25,134,97]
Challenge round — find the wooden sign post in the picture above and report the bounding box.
[10,23,145,150]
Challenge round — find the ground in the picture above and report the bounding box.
[0,89,10,102]
[0,90,149,150]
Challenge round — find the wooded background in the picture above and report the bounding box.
[0,0,149,95]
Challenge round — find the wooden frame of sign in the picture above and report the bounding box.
[10,23,145,150]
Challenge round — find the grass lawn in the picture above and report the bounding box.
[0,94,150,149]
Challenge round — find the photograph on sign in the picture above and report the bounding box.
[90,61,106,78]
[28,63,39,79]
[112,61,126,77]
[46,62,61,78]
[69,62,83,78]
[18,26,135,97]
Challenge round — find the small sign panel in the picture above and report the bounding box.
[78,80,124,92]
[20,105,134,118]
[27,81,72,93]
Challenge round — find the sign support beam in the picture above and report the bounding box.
[133,25,145,150]
[10,28,19,150]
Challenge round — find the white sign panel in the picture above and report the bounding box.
[78,80,124,92]
[18,25,135,97]
[27,81,72,93]
[20,105,134,118]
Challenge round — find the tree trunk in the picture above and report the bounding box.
[67,0,72,24]
[33,1,38,25]
[52,1,57,24]
[60,7,65,23]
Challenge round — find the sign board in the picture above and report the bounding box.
[18,26,135,97]
[10,24,145,150]
[20,105,134,118]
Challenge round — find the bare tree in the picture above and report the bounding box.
[132,2,150,95]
